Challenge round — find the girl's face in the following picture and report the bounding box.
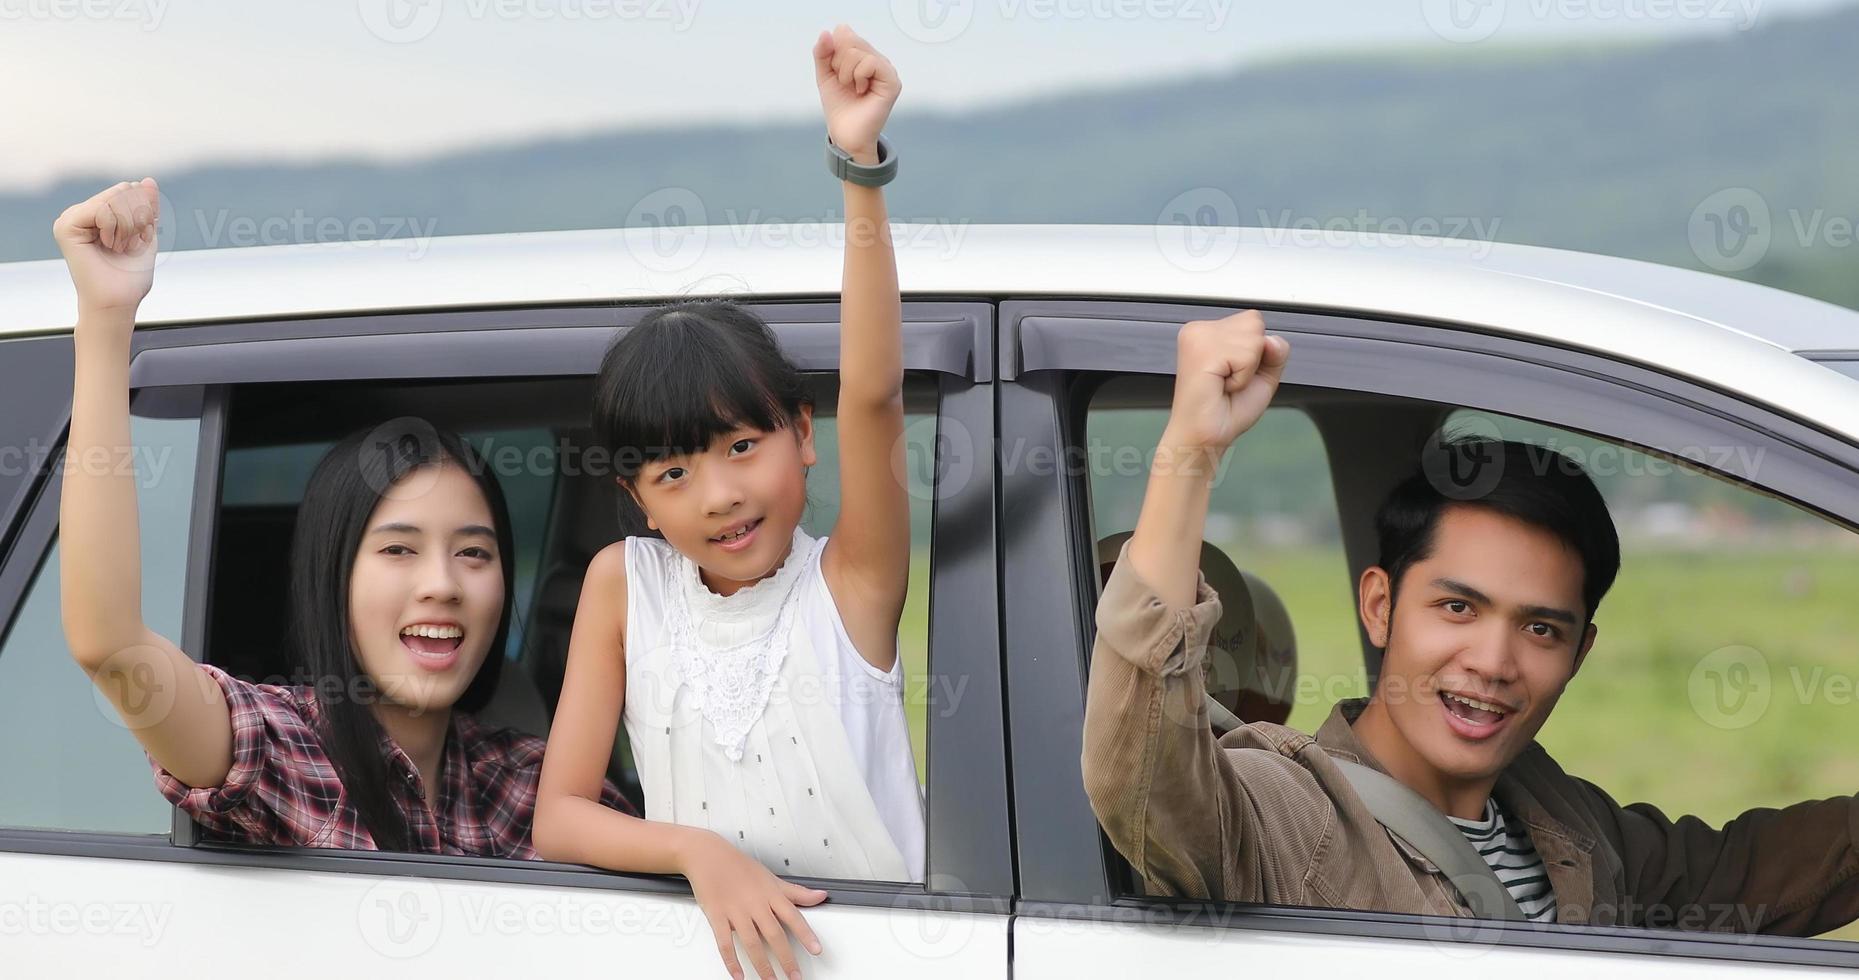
[627,409,816,596]
[347,463,506,715]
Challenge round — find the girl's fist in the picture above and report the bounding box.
[53,178,162,317]
[812,24,900,162]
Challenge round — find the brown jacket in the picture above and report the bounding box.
[1081,554,1859,934]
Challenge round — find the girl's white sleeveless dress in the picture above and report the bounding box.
[622,526,925,882]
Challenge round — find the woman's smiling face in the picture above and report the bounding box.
[345,462,506,714]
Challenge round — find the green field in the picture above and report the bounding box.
[898,545,1859,938]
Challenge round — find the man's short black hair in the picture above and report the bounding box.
[1375,438,1622,626]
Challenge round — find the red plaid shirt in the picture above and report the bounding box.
[150,663,634,858]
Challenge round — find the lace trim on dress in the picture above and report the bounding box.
[664,527,821,762]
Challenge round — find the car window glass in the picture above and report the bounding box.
[0,415,198,834]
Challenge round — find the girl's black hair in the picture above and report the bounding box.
[592,301,812,531]
[288,418,514,852]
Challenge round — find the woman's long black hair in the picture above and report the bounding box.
[288,418,514,851]
[592,301,813,535]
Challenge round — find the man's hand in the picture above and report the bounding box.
[1161,311,1291,456]
[52,178,161,321]
[812,24,900,164]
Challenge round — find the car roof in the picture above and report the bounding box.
[6,224,1858,438]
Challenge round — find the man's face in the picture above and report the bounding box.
[1360,506,1598,783]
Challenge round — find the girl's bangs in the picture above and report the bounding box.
[609,350,791,469]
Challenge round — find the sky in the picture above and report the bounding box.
[3,0,1855,192]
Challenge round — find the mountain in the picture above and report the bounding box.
[4,6,1855,307]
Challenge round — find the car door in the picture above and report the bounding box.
[997,299,1859,976]
[0,302,1013,977]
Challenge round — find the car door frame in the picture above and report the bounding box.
[0,300,1012,940]
[997,297,1859,972]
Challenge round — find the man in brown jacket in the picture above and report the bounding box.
[1082,310,1859,934]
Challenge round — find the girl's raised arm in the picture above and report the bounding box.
[55,180,234,789]
[811,25,910,670]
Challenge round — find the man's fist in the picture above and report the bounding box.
[812,24,900,163]
[1162,311,1291,453]
[53,178,161,318]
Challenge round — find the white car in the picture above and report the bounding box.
[1,224,1856,976]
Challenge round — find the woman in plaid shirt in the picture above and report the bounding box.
[52,179,628,858]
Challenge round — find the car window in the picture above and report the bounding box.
[1087,378,1351,733]
[1083,382,1859,943]
[1442,410,1859,942]
[795,396,937,784]
[0,414,199,835]
[206,374,938,865]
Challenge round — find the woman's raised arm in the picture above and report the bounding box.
[55,179,233,790]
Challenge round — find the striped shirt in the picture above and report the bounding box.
[1448,796,1558,922]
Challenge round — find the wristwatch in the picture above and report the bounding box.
[825,134,897,187]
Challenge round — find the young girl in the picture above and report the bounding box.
[535,24,919,980]
[54,179,627,856]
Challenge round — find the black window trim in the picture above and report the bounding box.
[0,334,75,567]
[127,300,991,388]
[1000,298,1859,969]
[0,302,1013,914]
